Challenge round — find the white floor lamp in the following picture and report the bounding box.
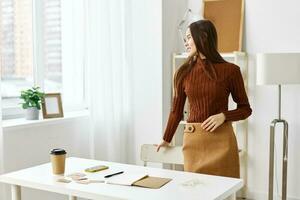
[256,53,300,200]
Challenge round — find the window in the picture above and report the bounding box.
[1,0,34,110]
[43,0,62,93]
[1,0,86,119]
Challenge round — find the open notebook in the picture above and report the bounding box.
[104,173,172,189]
[133,176,172,189]
[104,173,148,186]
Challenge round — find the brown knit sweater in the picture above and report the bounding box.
[163,60,252,143]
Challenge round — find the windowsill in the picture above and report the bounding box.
[2,110,90,131]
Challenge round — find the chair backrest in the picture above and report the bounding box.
[140,144,184,166]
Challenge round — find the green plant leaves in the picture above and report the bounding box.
[20,87,45,110]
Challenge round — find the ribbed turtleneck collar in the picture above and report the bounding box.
[196,57,207,68]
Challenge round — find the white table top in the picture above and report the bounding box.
[0,157,243,200]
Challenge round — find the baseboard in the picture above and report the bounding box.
[245,188,300,200]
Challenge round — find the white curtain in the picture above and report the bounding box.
[61,0,86,111]
[85,0,133,163]
[0,76,4,198]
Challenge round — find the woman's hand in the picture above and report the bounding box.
[155,140,170,152]
[201,113,226,132]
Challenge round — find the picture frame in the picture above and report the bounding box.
[42,93,64,119]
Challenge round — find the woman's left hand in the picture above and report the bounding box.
[201,113,226,132]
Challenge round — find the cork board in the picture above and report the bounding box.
[203,0,244,53]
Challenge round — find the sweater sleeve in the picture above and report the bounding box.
[163,81,186,143]
[223,67,252,121]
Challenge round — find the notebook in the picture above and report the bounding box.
[104,173,148,186]
[132,176,172,189]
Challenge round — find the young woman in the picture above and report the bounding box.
[156,20,252,178]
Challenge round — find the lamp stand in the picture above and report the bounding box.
[268,84,289,200]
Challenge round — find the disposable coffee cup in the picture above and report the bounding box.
[50,148,67,175]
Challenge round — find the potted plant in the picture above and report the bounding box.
[20,87,45,120]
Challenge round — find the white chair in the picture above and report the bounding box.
[140,144,183,167]
[140,144,243,167]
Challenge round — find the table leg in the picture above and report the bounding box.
[69,196,77,200]
[225,193,236,200]
[11,185,21,200]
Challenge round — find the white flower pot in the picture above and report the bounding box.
[25,107,39,120]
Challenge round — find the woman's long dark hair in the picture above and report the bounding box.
[174,20,226,96]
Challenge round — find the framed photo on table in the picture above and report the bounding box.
[42,93,64,119]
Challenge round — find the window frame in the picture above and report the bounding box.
[1,0,88,120]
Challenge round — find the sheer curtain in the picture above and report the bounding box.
[85,0,133,163]
[0,80,4,199]
[60,0,86,110]
[0,15,4,194]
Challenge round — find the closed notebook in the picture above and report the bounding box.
[105,173,148,186]
[132,176,172,189]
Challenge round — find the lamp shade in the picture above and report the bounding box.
[256,53,300,85]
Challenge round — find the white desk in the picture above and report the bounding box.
[0,157,243,200]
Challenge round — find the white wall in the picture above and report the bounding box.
[1,116,91,200]
[162,0,187,128]
[245,0,300,199]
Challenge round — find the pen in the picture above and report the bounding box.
[104,171,124,178]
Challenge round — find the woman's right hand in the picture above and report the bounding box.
[155,140,170,152]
